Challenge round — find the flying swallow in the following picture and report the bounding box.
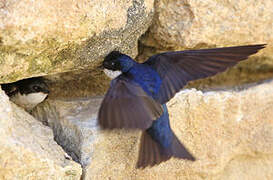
[99,44,266,168]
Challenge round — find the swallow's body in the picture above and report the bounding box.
[128,63,162,98]
[122,61,194,166]
[99,44,265,168]
[1,77,49,111]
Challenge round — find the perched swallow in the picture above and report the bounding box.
[1,77,50,111]
[99,44,265,168]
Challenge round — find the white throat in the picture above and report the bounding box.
[10,92,48,111]
[103,69,122,79]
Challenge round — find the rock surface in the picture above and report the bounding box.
[139,0,273,88]
[1,0,273,179]
[0,0,154,83]
[32,97,102,169]
[0,89,82,179]
[32,79,273,179]
[142,0,273,50]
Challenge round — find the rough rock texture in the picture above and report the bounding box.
[142,0,273,50]
[139,0,273,88]
[44,69,110,99]
[0,0,154,83]
[32,97,102,168]
[32,79,273,179]
[0,89,82,179]
[1,0,273,179]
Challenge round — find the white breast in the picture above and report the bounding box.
[10,92,48,111]
[103,69,122,79]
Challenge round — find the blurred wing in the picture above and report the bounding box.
[98,75,163,130]
[144,44,266,104]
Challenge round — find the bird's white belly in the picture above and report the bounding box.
[10,92,48,110]
[103,69,122,79]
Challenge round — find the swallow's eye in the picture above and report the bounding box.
[33,85,41,91]
[111,62,115,66]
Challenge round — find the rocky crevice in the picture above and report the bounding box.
[1,0,273,179]
[0,88,82,179]
[30,77,273,179]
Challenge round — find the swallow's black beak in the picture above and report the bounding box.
[41,87,50,94]
[44,89,50,94]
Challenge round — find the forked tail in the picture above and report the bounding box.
[136,130,195,168]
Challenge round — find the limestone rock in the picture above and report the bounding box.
[0,89,82,179]
[139,0,273,87]
[3,0,273,178]
[32,79,273,179]
[142,0,273,51]
[32,97,102,169]
[0,0,154,83]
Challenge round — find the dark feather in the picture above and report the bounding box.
[1,83,18,97]
[98,75,163,129]
[144,44,266,104]
[136,130,195,168]
[1,77,49,96]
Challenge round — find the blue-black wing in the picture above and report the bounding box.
[98,75,163,129]
[144,44,266,104]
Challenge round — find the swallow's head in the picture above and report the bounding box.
[103,51,123,71]
[18,77,50,95]
[3,77,50,111]
[103,51,136,73]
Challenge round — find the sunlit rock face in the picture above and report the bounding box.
[0,0,154,83]
[32,79,273,179]
[1,0,273,179]
[0,1,155,178]
[0,89,82,179]
[138,0,273,88]
[142,0,273,50]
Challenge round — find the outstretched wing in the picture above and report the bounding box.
[144,44,266,104]
[98,75,163,129]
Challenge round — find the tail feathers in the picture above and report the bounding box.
[136,131,195,168]
[171,134,195,160]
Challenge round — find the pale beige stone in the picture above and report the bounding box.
[0,0,131,45]
[32,97,103,168]
[215,155,273,180]
[139,0,273,87]
[2,0,273,178]
[33,79,273,179]
[143,0,273,52]
[0,89,82,179]
[0,0,154,83]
